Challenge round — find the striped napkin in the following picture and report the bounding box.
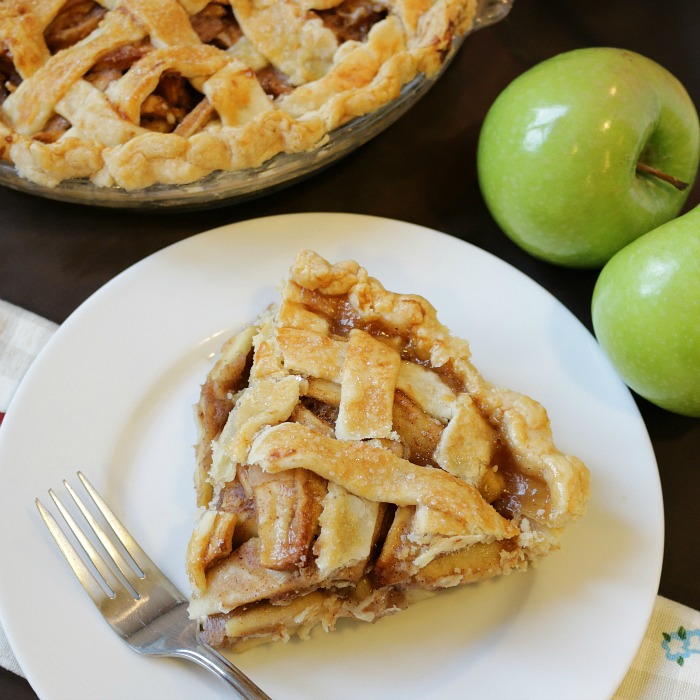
[1,298,699,698]
[0,299,57,677]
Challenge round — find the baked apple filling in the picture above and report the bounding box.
[187,251,590,651]
[44,0,107,54]
[0,51,20,104]
[318,0,389,43]
[191,1,243,48]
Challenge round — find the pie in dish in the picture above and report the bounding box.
[0,0,480,191]
[186,250,590,652]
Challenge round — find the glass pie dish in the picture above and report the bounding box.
[0,0,513,210]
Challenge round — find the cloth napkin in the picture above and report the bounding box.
[0,300,57,677]
[1,299,700,698]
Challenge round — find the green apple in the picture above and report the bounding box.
[477,47,700,268]
[591,204,700,416]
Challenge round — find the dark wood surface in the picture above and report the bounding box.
[2,1,699,697]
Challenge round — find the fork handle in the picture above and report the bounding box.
[180,641,273,699]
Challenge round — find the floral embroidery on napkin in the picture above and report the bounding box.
[662,626,700,666]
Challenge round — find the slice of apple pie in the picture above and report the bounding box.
[187,250,590,651]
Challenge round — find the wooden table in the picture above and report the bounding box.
[2,1,699,697]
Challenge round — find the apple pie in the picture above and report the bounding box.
[186,250,590,652]
[0,0,481,190]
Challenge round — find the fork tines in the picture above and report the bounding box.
[37,472,152,605]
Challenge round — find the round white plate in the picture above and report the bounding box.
[0,213,663,700]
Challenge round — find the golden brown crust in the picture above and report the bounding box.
[0,0,477,190]
[187,250,590,651]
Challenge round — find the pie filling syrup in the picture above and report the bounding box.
[187,251,590,651]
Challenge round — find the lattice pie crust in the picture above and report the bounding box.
[0,0,477,190]
[187,250,590,651]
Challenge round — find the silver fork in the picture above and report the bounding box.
[36,472,271,699]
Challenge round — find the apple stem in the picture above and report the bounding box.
[636,162,689,191]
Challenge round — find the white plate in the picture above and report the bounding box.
[0,213,663,700]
